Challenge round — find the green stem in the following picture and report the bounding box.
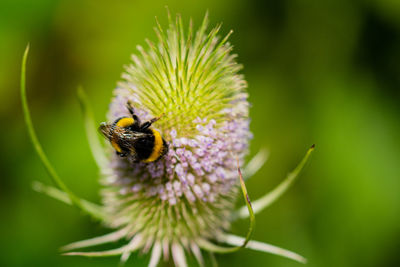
[20,44,101,219]
[197,159,255,253]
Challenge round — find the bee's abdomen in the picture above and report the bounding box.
[133,134,155,161]
[144,129,166,162]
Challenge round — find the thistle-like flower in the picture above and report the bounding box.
[21,12,314,267]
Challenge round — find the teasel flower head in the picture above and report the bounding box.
[101,12,251,264]
[22,11,314,267]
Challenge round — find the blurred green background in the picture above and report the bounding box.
[1,0,399,266]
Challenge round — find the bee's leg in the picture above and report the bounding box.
[126,101,141,128]
[126,101,135,116]
[127,154,140,163]
[140,114,164,130]
[161,141,169,156]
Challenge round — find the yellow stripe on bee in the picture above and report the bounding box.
[143,129,163,162]
[116,117,134,128]
[111,140,122,153]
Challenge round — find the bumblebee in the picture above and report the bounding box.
[99,102,168,162]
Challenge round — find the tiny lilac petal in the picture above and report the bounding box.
[193,185,203,198]
[216,167,227,179]
[184,190,196,203]
[175,164,185,178]
[195,148,205,157]
[188,139,198,147]
[180,138,188,146]
[167,190,175,198]
[170,129,177,138]
[180,161,189,169]
[208,174,218,183]
[168,197,177,205]
[173,139,181,147]
[176,148,185,157]
[202,183,211,193]
[119,188,129,195]
[202,162,213,173]
[132,184,142,192]
[187,173,195,185]
[179,176,187,185]
[196,124,204,132]
[160,192,168,201]
[173,181,181,191]
[165,182,172,192]
[184,150,192,159]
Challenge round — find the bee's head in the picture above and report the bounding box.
[99,122,112,140]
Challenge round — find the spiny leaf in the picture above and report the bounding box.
[222,234,307,264]
[77,86,108,173]
[32,181,105,221]
[243,148,269,180]
[236,145,315,219]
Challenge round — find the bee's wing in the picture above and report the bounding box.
[123,131,151,148]
[126,131,152,138]
[119,131,153,161]
[121,131,153,148]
